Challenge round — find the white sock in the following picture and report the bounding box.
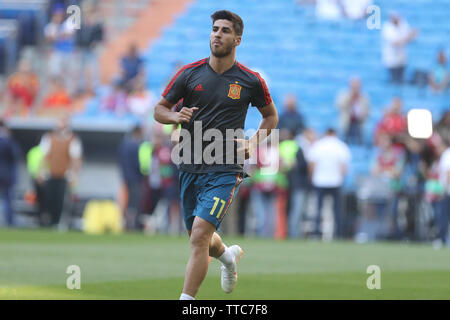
[180,293,195,300]
[217,245,234,267]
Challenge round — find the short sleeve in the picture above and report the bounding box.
[162,68,188,104]
[69,136,83,159]
[341,144,351,165]
[39,133,51,156]
[306,144,318,163]
[251,73,272,108]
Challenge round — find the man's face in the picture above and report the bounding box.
[284,95,296,112]
[350,78,360,92]
[210,19,240,58]
[52,12,64,24]
[57,117,69,132]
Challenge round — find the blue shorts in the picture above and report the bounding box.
[179,170,243,231]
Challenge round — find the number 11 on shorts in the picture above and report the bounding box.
[210,196,226,218]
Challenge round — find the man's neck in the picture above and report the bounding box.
[209,53,236,75]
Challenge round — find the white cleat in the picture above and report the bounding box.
[221,245,243,294]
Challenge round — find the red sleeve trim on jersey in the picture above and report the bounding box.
[162,58,207,97]
[237,62,272,106]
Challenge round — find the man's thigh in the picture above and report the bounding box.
[193,172,243,231]
[179,171,198,231]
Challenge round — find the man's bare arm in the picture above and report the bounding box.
[235,102,278,159]
[153,97,198,124]
[249,102,279,149]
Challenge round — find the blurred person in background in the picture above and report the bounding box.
[286,134,309,238]
[250,139,282,238]
[428,50,449,94]
[434,138,450,249]
[44,4,76,94]
[435,111,450,146]
[118,125,144,231]
[335,77,370,145]
[39,115,82,227]
[375,97,407,146]
[277,94,305,138]
[308,128,351,239]
[120,43,144,91]
[26,144,46,226]
[126,76,157,123]
[356,134,405,242]
[341,0,372,20]
[5,60,39,117]
[421,135,446,242]
[143,129,181,234]
[277,130,298,239]
[382,12,418,84]
[74,1,104,96]
[100,81,128,116]
[397,136,424,240]
[296,127,317,156]
[0,120,20,227]
[313,0,372,21]
[40,76,73,115]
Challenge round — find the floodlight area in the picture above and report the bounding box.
[407,109,433,139]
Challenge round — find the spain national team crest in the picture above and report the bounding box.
[228,83,242,100]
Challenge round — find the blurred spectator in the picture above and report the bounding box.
[436,111,450,146]
[296,127,317,156]
[435,139,450,248]
[39,115,82,227]
[120,43,144,91]
[26,144,46,226]
[40,77,73,114]
[74,2,104,95]
[5,60,39,117]
[397,137,424,240]
[44,5,76,93]
[382,12,418,84]
[0,120,20,226]
[335,77,370,144]
[277,94,305,137]
[118,125,144,231]
[126,77,157,122]
[100,81,128,116]
[287,139,309,238]
[143,129,180,233]
[342,0,372,20]
[420,135,445,244]
[355,134,405,242]
[428,50,449,94]
[250,140,283,238]
[375,97,407,145]
[313,0,372,21]
[308,128,351,238]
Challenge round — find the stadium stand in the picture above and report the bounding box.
[98,0,449,190]
[1,0,449,237]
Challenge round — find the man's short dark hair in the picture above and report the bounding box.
[211,10,244,36]
[131,125,142,136]
[326,128,336,135]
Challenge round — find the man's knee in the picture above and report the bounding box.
[190,220,215,251]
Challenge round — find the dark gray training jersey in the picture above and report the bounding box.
[162,57,272,173]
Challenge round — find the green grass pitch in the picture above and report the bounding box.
[1,228,449,299]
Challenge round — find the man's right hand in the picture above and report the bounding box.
[173,107,199,123]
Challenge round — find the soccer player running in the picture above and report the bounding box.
[154,10,278,300]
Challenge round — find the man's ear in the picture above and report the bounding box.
[234,36,242,47]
